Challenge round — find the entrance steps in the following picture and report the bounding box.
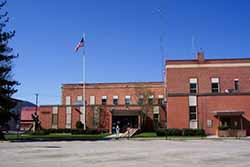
[105,128,139,139]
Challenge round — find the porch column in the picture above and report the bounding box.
[109,113,112,133]
[138,114,141,129]
[240,115,243,130]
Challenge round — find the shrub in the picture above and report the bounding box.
[71,129,85,134]
[76,121,84,129]
[166,128,183,136]
[31,130,50,135]
[183,128,205,136]
[156,128,206,137]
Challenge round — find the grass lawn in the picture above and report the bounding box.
[5,133,109,141]
[134,132,206,140]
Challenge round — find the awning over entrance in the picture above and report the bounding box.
[212,110,244,116]
[111,110,141,116]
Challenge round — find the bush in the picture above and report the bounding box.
[71,129,85,134]
[156,128,166,136]
[183,128,206,136]
[166,128,183,136]
[31,130,50,135]
[156,128,206,137]
[76,121,84,129]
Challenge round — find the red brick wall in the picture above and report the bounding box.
[167,96,189,129]
[167,67,250,94]
[198,95,250,135]
[61,82,164,106]
[39,106,52,129]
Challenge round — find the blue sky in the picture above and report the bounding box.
[6,0,250,105]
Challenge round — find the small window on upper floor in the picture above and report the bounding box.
[234,79,240,92]
[125,96,131,105]
[211,78,220,93]
[113,96,119,105]
[189,78,198,94]
[101,96,107,105]
[137,95,144,105]
[148,95,154,105]
[158,95,164,105]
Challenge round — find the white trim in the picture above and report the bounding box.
[166,63,250,69]
[234,78,239,81]
[189,78,197,83]
[125,95,131,99]
[211,78,219,83]
[102,96,107,99]
[113,96,118,99]
[158,95,164,98]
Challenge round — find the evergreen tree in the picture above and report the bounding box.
[0,0,19,139]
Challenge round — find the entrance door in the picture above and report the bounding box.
[112,116,138,132]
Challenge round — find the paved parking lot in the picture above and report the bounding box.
[1,139,250,167]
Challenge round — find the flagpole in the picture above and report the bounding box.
[83,33,86,130]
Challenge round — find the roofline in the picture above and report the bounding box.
[165,57,250,64]
[62,81,164,86]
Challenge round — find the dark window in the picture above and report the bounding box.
[113,98,118,105]
[158,98,164,105]
[102,98,107,105]
[148,98,154,105]
[138,98,143,105]
[190,83,197,93]
[211,83,219,93]
[153,113,159,120]
[125,97,130,105]
[234,80,239,92]
[189,106,197,120]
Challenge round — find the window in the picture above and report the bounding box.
[189,106,197,120]
[158,95,164,105]
[66,96,71,105]
[66,107,71,129]
[101,96,107,105]
[137,95,144,105]
[207,120,213,128]
[52,107,58,129]
[211,78,220,93]
[77,96,83,102]
[148,95,154,104]
[189,78,198,93]
[125,96,131,105]
[153,113,159,120]
[90,96,95,105]
[234,79,239,92]
[113,96,119,105]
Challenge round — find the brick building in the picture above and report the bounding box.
[28,82,166,132]
[166,52,250,136]
[20,52,250,136]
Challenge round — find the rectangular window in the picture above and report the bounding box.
[211,78,220,93]
[207,120,213,128]
[77,96,83,102]
[153,113,159,120]
[90,96,95,105]
[125,96,131,105]
[234,79,239,92]
[148,95,154,104]
[158,95,164,105]
[101,96,107,105]
[189,106,197,120]
[66,96,71,105]
[52,107,58,129]
[189,78,198,93]
[113,96,119,105]
[66,107,71,129]
[137,95,144,105]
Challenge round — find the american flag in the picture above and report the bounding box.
[75,37,84,52]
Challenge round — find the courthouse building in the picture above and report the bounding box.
[21,52,250,136]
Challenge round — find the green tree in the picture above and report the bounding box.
[0,1,19,139]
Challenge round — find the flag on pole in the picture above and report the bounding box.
[75,36,85,52]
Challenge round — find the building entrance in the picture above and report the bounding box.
[112,116,138,133]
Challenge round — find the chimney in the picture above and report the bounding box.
[197,52,205,63]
